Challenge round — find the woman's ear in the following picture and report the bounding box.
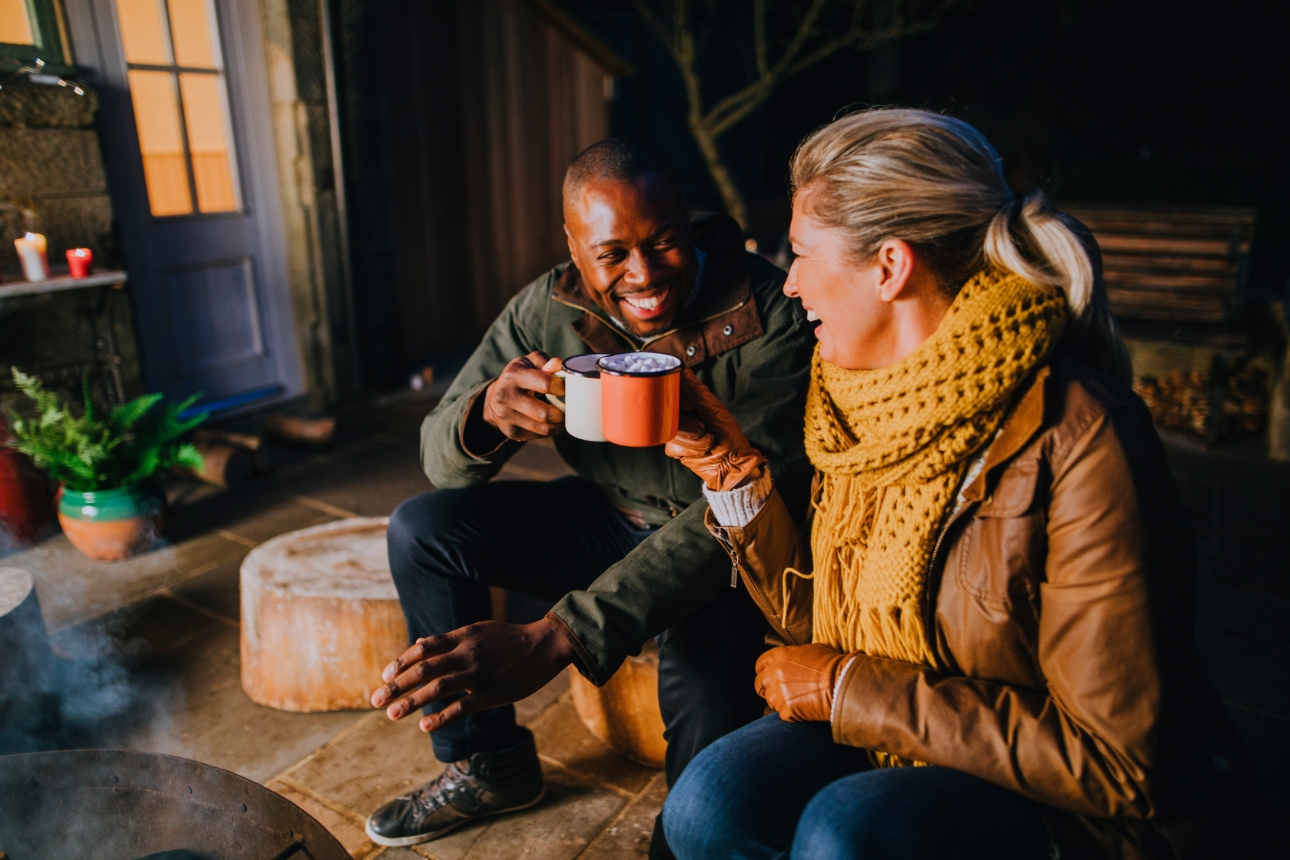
[875,239,917,303]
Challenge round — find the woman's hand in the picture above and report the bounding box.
[665,368,768,492]
[755,644,849,722]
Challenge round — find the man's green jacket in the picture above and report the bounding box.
[419,214,815,684]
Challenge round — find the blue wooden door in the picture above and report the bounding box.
[65,0,303,412]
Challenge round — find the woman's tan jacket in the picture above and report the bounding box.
[707,353,1261,860]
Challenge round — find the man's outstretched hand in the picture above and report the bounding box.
[371,615,580,732]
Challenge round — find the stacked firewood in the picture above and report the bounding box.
[1134,365,1269,441]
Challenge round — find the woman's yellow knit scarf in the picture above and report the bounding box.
[803,269,1067,669]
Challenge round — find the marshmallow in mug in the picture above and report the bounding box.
[598,352,682,375]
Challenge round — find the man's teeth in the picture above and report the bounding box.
[625,295,663,310]
[806,309,818,322]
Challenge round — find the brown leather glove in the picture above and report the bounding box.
[665,367,768,492]
[754,644,849,723]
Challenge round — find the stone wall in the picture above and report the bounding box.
[0,78,142,406]
[259,0,352,406]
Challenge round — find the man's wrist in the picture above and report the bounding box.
[462,383,508,456]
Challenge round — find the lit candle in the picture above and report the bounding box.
[66,247,94,278]
[14,232,49,282]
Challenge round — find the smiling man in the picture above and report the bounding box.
[367,139,815,856]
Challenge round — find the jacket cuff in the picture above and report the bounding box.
[545,610,602,685]
[702,467,773,527]
[830,652,925,749]
[829,654,860,726]
[458,380,509,460]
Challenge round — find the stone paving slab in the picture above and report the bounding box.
[284,710,446,815]
[276,671,600,819]
[168,555,247,623]
[14,530,249,632]
[578,771,668,860]
[269,778,380,859]
[529,696,659,796]
[280,444,434,518]
[407,765,628,860]
[212,494,340,546]
[47,593,226,661]
[123,625,367,783]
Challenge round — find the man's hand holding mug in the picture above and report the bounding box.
[467,351,566,450]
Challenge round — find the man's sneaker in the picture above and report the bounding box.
[365,733,546,847]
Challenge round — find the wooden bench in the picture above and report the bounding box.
[1062,203,1256,324]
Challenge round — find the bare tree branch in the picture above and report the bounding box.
[753,0,770,77]
[630,0,673,46]
[635,0,958,227]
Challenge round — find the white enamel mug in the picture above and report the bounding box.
[546,353,608,442]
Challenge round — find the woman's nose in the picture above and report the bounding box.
[783,262,800,298]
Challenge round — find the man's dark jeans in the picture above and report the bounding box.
[386,475,769,786]
[663,715,1052,860]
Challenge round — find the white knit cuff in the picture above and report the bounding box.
[703,467,773,528]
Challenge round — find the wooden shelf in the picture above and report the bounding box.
[0,269,128,300]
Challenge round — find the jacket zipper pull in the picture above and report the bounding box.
[717,531,739,588]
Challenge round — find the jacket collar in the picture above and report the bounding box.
[960,364,1051,504]
[551,212,764,367]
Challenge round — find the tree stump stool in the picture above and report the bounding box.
[567,640,666,769]
[1,567,58,729]
[240,518,407,712]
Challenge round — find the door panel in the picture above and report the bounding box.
[65,0,303,409]
[163,257,263,376]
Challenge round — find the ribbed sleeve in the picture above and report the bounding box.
[702,467,773,527]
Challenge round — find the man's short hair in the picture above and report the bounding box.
[562,137,684,207]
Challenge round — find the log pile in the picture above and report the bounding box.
[1134,364,1269,442]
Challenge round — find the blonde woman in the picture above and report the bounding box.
[659,109,1262,859]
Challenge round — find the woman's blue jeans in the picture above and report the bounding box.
[662,715,1052,860]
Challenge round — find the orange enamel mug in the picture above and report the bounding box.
[596,352,682,447]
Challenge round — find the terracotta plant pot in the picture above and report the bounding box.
[57,484,164,562]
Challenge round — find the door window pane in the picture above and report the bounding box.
[116,0,169,64]
[168,0,216,69]
[128,69,193,216]
[116,0,241,216]
[180,73,236,211]
[0,0,34,45]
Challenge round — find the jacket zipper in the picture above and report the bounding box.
[712,528,740,587]
[550,294,750,349]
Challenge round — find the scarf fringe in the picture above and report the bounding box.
[813,602,934,666]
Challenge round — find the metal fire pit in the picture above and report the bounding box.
[0,749,349,860]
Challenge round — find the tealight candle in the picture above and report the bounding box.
[66,247,93,278]
[14,232,49,282]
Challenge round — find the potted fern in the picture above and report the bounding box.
[3,369,207,561]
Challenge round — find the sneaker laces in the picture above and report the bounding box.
[409,763,466,817]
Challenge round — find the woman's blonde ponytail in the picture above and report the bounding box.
[790,109,1133,386]
[986,191,1133,385]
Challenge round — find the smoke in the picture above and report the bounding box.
[0,575,174,755]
